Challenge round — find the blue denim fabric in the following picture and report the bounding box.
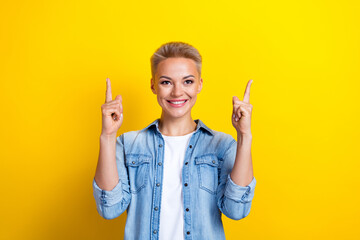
[93,118,256,240]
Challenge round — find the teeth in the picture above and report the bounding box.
[169,100,186,104]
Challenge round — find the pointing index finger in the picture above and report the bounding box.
[243,79,253,103]
[105,78,112,103]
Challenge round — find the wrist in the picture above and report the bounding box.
[237,132,252,145]
[237,131,252,139]
[100,133,117,141]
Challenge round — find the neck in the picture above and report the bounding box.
[158,113,197,136]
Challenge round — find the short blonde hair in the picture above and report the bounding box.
[150,41,202,80]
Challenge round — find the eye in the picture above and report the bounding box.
[185,79,194,84]
[160,81,171,85]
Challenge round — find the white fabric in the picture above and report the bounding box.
[159,131,195,240]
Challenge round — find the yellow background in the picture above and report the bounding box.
[1,0,359,239]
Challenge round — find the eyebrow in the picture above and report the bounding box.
[159,75,195,80]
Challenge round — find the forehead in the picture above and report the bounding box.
[156,57,198,78]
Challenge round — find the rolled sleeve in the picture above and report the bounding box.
[224,174,256,203]
[92,178,123,207]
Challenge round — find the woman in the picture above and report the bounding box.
[92,42,256,240]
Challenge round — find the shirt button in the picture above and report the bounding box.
[156,183,160,187]
[186,208,189,212]
[189,145,192,148]
[184,183,188,187]
[212,160,215,164]
[132,161,135,164]
[154,207,158,211]
[187,231,190,235]
[159,144,163,147]
[185,162,188,165]
[158,162,162,166]
[153,230,157,234]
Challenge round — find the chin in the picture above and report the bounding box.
[166,112,187,118]
[163,109,190,118]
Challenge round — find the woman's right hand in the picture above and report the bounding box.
[101,78,123,137]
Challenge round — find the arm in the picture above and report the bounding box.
[93,77,130,219]
[230,79,254,186]
[230,133,254,187]
[92,134,131,219]
[217,79,256,219]
[216,137,256,220]
[95,134,120,191]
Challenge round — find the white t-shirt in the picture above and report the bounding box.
[159,131,195,240]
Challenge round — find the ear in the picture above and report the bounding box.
[197,78,203,94]
[151,78,157,94]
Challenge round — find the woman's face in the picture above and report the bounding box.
[151,57,203,120]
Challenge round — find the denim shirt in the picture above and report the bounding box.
[92,118,257,240]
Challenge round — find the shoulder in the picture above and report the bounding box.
[116,121,157,146]
[211,130,236,155]
[199,122,236,147]
[116,129,146,144]
[196,123,236,158]
[210,129,236,143]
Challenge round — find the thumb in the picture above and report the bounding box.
[232,96,238,119]
[232,96,240,121]
[232,96,239,105]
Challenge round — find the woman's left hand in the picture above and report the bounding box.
[232,79,253,135]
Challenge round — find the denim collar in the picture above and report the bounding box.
[141,118,214,136]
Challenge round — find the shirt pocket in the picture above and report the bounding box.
[125,154,151,194]
[195,153,219,195]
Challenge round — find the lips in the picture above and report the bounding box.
[166,99,188,107]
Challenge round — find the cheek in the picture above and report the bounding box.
[157,86,170,95]
[187,88,199,97]
[156,90,168,104]
[155,88,165,98]
[157,94,163,103]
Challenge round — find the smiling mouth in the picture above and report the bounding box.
[167,100,188,104]
[166,99,188,107]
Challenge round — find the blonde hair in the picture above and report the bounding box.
[150,41,202,80]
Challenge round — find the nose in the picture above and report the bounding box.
[171,83,183,97]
